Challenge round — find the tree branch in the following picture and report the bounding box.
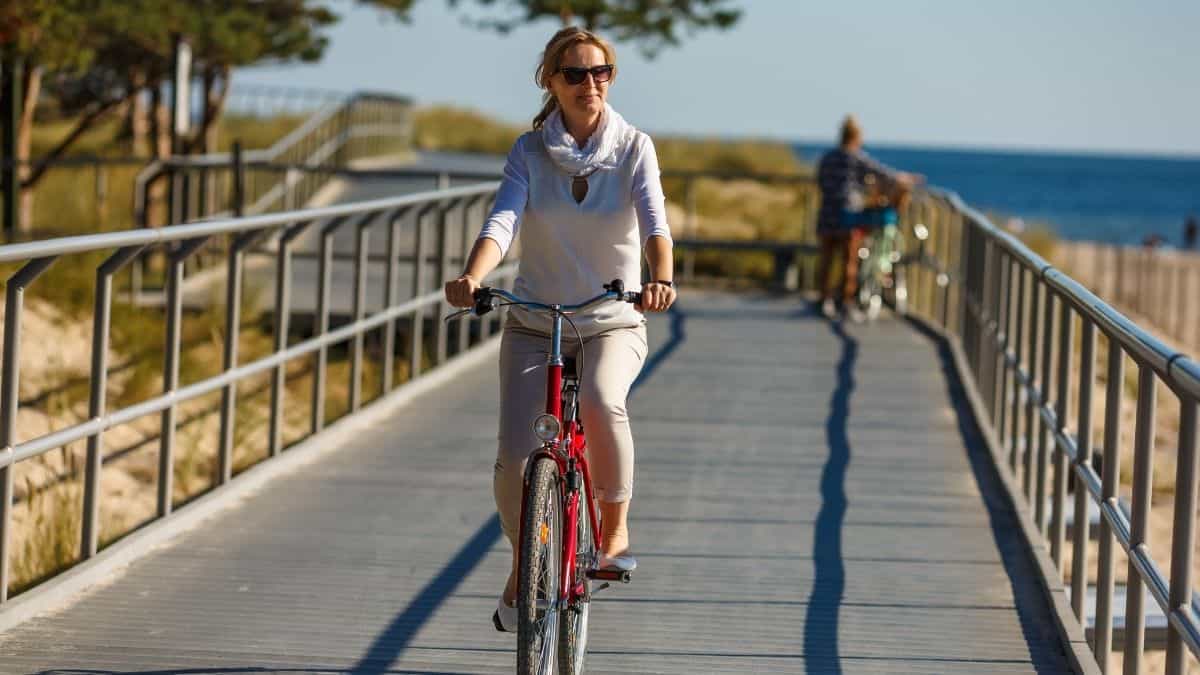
[21,94,128,188]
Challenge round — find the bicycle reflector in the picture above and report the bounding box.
[533,414,561,442]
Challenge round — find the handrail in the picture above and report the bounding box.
[905,184,1200,673]
[1,182,499,263]
[933,187,1200,398]
[135,91,414,228]
[0,181,504,603]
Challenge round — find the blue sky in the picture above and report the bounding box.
[241,1,1200,156]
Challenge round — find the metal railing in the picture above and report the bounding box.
[1061,242,1200,354]
[0,181,507,603]
[224,82,350,118]
[900,189,1200,673]
[134,91,413,228]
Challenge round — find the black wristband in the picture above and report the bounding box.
[651,280,674,288]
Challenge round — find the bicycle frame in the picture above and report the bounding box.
[468,284,638,614]
[521,305,603,609]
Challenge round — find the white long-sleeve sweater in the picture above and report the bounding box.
[477,129,672,335]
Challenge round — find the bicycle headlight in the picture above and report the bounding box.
[533,414,561,442]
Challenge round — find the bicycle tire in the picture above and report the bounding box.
[517,456,562,675]
[559,492,595,674]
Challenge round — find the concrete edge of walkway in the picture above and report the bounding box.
[0,335,502,636]
[908,312,1102,675]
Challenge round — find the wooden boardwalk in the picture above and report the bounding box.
[0,293,1074,674]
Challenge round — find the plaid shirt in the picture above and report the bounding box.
[816,147,898,232]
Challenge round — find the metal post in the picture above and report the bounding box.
[381,209,404,394]
[1009,264,1026,473]
[939,210,953,331]
[434,201,454,366]
[159,238,208,516]
[0,256,56,603]
[1050,300,1073,567]
[1095,338,1123,669]
[995,253,1011,443]
[1165,397,1198,674]
[81,245,145,559]
[1070,319,1095,621]
[217,231,269,485]
[1024,282,1042,502]
[232,141,245,217]
[1034,288,1056,530]
[312,216,346,433]
[457,199,475,355]
[974,235,991,408]
[1122,365,1157,670]
[410,204,435,379]
[269,222,311,456]
[474,197,493,341]
[350,215,372,412]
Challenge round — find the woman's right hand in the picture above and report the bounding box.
[444,274,481,308]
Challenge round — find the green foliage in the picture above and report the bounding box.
[652,136,808,176]
[13,0,417,192]
[0,0,96,71]
[411,105,522,154]
[445,0,741,55]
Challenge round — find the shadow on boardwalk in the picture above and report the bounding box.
[803,319,856,674]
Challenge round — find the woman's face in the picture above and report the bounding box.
[548,43,611,121]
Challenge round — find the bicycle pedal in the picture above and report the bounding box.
[591,582,611,595]
[586,568,632,583]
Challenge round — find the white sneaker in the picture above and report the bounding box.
[820,298,837,319]
[598,553,638,572]
[493,595,517,633]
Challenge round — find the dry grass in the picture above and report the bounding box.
[7,311,415,596]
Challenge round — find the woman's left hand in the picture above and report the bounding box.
[638,281,676,313]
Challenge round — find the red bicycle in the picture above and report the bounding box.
[454,280,639,674]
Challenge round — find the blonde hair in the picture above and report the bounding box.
[839,115,862,147]
[532,26,617,130]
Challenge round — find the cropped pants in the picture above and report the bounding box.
[493,322,648,547]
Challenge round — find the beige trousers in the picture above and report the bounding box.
[493,321,648,546]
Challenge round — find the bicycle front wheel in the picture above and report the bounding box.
[518,456,563,675]
[559,493,595,675]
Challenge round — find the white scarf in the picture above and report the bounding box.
[541,102,638,177]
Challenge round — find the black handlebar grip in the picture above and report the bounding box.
[628,291,642,306]
[473,287,494,316]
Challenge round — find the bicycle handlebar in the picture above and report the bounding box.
[445,279,641,322]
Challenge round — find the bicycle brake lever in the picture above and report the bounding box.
[444,307,472,322]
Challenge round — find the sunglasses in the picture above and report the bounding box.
[557,64,614,86]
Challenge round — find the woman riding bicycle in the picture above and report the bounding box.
[443,26,675,631]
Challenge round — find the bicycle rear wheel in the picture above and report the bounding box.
[559,493,596,674]
[518,456,563,675]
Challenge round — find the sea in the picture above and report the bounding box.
[792,143,1200,247]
